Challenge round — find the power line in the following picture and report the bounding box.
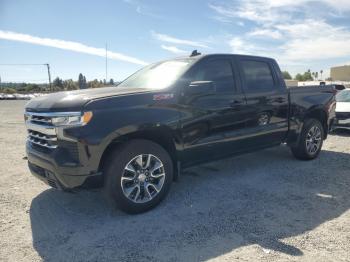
[0,63,52,91]
[2,79,49,81]
[0,63,47,66]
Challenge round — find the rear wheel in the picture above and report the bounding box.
[290,118,324,160]
[104,139,173,213]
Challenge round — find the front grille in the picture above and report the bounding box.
[28,129,57,149]
[30,114,53,125]
[25,112,58,149]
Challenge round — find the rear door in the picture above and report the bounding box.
[179,57,247,166]
[235,57,289,147]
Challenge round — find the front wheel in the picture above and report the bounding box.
[290,118,324,160]
[104,139,173,214]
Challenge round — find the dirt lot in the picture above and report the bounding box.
[0,100,350,262]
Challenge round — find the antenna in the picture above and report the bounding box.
[190,50,201,57]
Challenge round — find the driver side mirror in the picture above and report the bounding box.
[187,81,216,95]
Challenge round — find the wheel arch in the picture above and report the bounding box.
[303,107,328,138]
[98,126,180,181]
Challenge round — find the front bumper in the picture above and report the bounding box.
[332,113,350,130]
[332,121,350,130]
[26,141,101,190]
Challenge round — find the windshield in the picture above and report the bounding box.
[336,89,350,102]
[118,58,194,90]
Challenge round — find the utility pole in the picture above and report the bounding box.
[105,43,108,84]
[45,63,52,92]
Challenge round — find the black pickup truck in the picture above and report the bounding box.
[25,53,336,213]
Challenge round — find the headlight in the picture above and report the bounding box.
[51,111,93,126]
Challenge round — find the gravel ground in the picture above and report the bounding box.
[1,100,350,262]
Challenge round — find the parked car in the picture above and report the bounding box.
[333,89,350,130]
[334,84,346,92]
[24,53,336,213]
[4,94,16,100]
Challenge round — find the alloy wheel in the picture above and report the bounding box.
[121,154,165,203]
[305,125,322,155]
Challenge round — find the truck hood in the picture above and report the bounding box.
[25,86,151,112]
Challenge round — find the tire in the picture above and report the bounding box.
[290,118,324,160]
[104,139,173,214]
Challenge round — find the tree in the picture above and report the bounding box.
[282,71,292,80]
[294,71,314,81]
[25,84,41,92]
[109,78,114,85]
[52,77,63,89]
[304,71,313,81]
[63,79,78,90]
[320,70,323,80]
[295,73,303,81]
[78,73,87,89]
[3,88,16,94]
[88,79,104,88]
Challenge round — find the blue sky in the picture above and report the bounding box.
[1,0,350,83]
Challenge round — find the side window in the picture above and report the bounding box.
[191,59,235,93]
[241,60,275,92]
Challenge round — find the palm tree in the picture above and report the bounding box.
[320,70,323,80]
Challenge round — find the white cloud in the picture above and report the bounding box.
[161,45,187,54]
[282,37,350,61]
[152,31,209,48]
[211,1,350,64]
[277,21,350,61]
[0,30,148,65]
[209,0,350,27]
[248,29,282,39]
[229,37,270,55]
[319,0,350,11]
[123,0,163,18]
[208,2,290,25]
[229,21,350,63]
[275,19,336,38]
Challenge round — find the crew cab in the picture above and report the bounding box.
[25,53,336,213]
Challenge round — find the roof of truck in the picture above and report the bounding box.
[173,53,276,62]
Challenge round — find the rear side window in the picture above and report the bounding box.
[191,59,235,93]
[241,60,275,92]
